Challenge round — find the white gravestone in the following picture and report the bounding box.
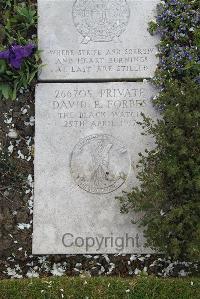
[33,82,158,254]
[38,0,159,80]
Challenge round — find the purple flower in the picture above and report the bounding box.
[195,76,200,85]
[0,44,36,69]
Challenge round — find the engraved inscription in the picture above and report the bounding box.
[70,134,130,194]
[72,0,130,44]
[52,87,148,128]
[48,47,156,76]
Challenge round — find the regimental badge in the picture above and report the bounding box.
[72,0,130,44]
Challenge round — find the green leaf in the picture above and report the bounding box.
[0,60,7,75]
[0,83,12,100]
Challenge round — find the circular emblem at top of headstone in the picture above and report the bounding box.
[72,0,130,44]
[70,134,130,194]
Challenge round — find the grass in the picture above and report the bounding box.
[0,276,200,299]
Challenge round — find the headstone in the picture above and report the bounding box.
[33,82,158,254]
[38,0,159,80]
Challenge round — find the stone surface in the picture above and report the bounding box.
[33,82,158,254]
[38,0,159,80]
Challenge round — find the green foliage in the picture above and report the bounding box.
[148,20,158,35]
[118,0,200,261]
[119,81,200,261]
[0,276,199,299]
[0,1,42,100]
